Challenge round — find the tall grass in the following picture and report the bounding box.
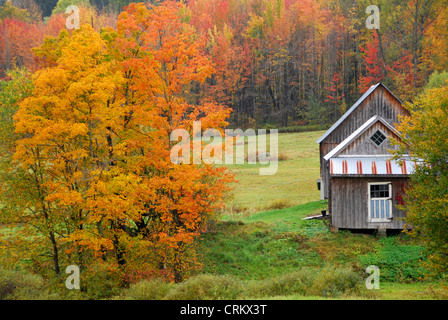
[0,268,50,300]
[120,267,377,300]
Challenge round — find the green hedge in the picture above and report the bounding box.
[277,124,329,134]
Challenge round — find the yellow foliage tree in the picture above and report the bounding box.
[11,2,233,284]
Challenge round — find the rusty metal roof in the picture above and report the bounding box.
[329,156,414,176]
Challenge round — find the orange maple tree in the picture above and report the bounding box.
[11,1,233,284]
[113,2,233,281]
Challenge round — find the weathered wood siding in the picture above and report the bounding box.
[338,121,400,156]
[320,85,409,198]
[319,142,337,199]
[330,176,409,229]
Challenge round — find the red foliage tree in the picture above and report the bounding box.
[358,32,391,92]
[0,18,45,76]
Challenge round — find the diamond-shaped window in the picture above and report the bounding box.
[370,130,387,146]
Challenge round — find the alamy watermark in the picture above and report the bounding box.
[65,265,80,290]
[66,5,80,30]
[170,121,278,175]
[365,265,380,289]
[366,5,380,30]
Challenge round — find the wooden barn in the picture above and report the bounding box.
[316,83,412,232]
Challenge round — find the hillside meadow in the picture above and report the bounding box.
[221,130,324,213]
[1,131,448,300]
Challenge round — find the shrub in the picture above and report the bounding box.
[230,204,249,214]
[359,237,428,282]
[121,278,173,300]
[308,266,370,298]
[165,274,244,300]
[277,124,329,134]
[0,268,47,300]
[246,271,309,298]
[119,268,375,300]
[266,199,292,210]
[277,152,288,161]
[425,70,448,90]
[245,267,374,299]
[82,262,124,300]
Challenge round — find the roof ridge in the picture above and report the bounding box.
[316,82,400,144]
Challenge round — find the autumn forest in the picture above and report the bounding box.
[3,0,448,128]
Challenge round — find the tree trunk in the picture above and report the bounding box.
[49,231,60,275]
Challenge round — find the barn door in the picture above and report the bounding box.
[368,182,392,222]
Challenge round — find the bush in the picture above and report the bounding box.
[266,199,293,210]
[425,70,448,90]
[119,268,375,300]
[246,267,373,299]
[277,124,329,134]
[277,152,288,161]
[165,274,244,300]
[82,262,124,300]
[0,268,47,300]
[308,266,370,298]
[359,237,428,282]
[121,278,173,300]
[246,271,309,298]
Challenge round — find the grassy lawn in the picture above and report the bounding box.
[221,131,325,211]
[194,131,447,299]
[201,201,328,280]
[2,131,447,300]
[379,282,448,300]
[199,201,446,299]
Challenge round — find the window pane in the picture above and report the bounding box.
[386,201,390,218]
[370,184,390,198]
[371,200,375,219]
[380,200,385,219]
[370,185,375,197]
[375,200,379,218]
[370,130,387,146]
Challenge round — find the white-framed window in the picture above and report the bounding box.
[368,182,392,222]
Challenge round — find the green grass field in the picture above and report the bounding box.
[2,131,447,300]
[198,201,446,299]
[196,131,448,300]
[222,130,325,211]
[201,201,328,280]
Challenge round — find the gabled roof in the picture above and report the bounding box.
[316,83,402,144]
[323,115,398,161]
